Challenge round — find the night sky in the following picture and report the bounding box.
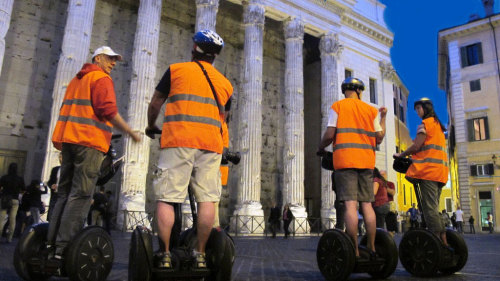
[380,0,499,137]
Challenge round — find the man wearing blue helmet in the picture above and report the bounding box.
[146,30,233,269]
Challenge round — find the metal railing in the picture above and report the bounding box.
[229,215,265,236]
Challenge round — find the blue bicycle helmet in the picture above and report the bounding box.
[341,77,365,94]
[193,30,224,55]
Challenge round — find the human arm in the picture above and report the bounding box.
[146,90,168,139]
[375,107,387,144]
[108,113,141,142]
[318,127,336,155]
[394,128,426,158]
[373,181,380,196]
[387,186,396,196]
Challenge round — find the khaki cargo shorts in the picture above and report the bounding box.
[153,147,222,203]
[335,168,374,202]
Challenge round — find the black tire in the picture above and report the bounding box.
[65,226,114,281]
[399,229,442,277]
[439,229,468,275]
[316,229,356,281]
[205,228,235,281]
[13,223,51,281]
[128,226,153,281]
[359,228,398,279]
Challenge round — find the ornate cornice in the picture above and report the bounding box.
[243,1,265,25]
[341,15,393,47]
[379,60,395,81]
[284,17,304,39]
[195,0,219,6]
[439,15,500,41]
[320,32,343,57]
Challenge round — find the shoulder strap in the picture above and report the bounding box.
[194,60,222,115]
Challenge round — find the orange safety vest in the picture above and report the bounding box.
[52,71,113,153]
[161,61,233,154]
[220,120,229,188]
[332,98,378,170]
[406,118,449,184]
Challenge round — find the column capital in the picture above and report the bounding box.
[284,17,304,40]
[195,0,219,7]
[320,32,343,57]
[379,60,395,81]
[243,1,265,25]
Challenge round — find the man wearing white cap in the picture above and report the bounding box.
[47,46,141,260]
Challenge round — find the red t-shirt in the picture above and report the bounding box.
[373,177,389,207]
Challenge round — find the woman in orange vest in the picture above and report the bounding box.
[394,97,450,247]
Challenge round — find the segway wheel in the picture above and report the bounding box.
[65,226,114,281]
[359,228,398,279]
[399,229,442,277]
[205,227,235,281]
[316,229,355,281]
[439,229,468,275]
[128,226,153,281]
[13,223,51,281]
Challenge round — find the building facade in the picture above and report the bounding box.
[439,13,500,232]
[0,0,404,233]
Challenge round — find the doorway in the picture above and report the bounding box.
[478,191,493,231]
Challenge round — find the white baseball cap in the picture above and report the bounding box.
[92,46,122,61]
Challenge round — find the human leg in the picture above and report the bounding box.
[55,144,104,253]
[7,200,19,242]
[418,180,447,245]
[374,204,390,229]
[197,202,215,252]
[344,201,360,255]
[30,207,40,225]
[360,202,376,252]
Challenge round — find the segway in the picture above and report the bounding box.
[394,156,468,277]
[13,135,123,281]
[128,186,235,281]
[316,152,398,281]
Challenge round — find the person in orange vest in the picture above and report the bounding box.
[318,77,387,257]
[48,46,142,260]
[394,97,450,247]
[146,30,233,269]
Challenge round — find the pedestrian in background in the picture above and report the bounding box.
[282,204,294,239]
[455,206,464,234]
[406,203,419,230]
[373,168,390,229]
[0,163,25,243]
[25,180,48,225]
[468,215,475,234]
[487,212,493,233]
[268,201,280,238]
[46,153,62,222]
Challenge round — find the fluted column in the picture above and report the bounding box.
[232,0,265,231]
[118,0,162,229]
[0,0,14,77]
[283,17,308,233]
[195,0,219,31]
[319,33,343,229]
[42,0,96,182]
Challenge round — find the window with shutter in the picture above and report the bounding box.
[487,163,494,175]
[467,117,489,141]
[369,78,377,104]
[461,43,484,67]
[470,165,477,176]
[470,79,481,92]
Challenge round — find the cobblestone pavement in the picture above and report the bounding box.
[1,231,500,280]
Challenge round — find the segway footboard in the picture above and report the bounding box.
[316,229,356,281]
[358,228,398,278]
[439,229,468,275]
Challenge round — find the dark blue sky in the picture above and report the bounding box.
[380,0,499,137]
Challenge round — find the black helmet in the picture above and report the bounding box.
[193,30,224,55]
[341,77,365,94]
[414,97,433,109]
[393,156,413,173]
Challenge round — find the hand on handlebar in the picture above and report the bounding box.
[145,126,162,139]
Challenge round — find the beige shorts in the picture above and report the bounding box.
[153,147,222,203]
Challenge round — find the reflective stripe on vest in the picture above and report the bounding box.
[161,61,233,154]
[332,99,378,170]
[406,118,449,183]
[52,70,113,153]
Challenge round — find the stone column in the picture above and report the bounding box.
[232,0,265,234]
[319,33,343,230]
[283,17,309,234]
[119,0,162,230]
[42,0,96,182]
[0,0,14,77]
[195,0,219,31]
